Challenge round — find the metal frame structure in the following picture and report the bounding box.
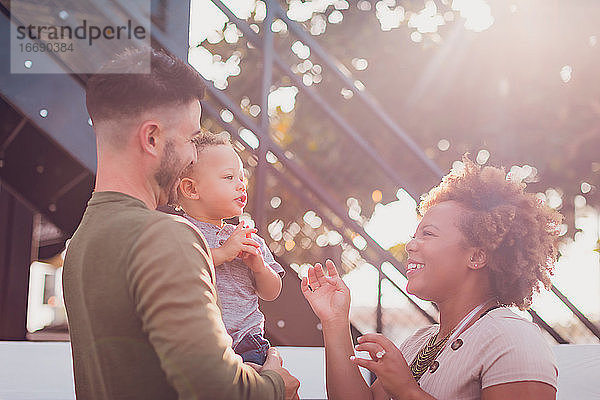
[0,0,597,344]
[0,0,191,339]
[200,0,599,343]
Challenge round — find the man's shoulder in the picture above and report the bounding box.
[124,212,213,279]
[139,212,209,248]
[109,207,198,237]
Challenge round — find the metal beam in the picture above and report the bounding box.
[0,13,96,173]
[551,285,600,339]
[0,117,27,156]
[253,0,275,233]
[529,309,568,344]
[209,0,418,197]
[110,0,190,60]
[205,0,595,343]
[272,3,444,179]
[0,184,34,340]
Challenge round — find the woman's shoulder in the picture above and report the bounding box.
[479,307,544,336]
[469,307,558,389]
[469,307,554,355]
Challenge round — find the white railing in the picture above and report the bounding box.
[1,342,598,400]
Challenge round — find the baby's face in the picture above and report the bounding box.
[190,145,247,220]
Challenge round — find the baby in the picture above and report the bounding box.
[177,133,284,365]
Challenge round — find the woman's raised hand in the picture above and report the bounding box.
[300,260,351,324]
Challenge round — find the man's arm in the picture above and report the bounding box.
[127,216,291,399]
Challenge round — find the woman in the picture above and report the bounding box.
[302,157,561,399]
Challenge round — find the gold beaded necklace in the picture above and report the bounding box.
[409,331,452,382]
[409,299,500,382]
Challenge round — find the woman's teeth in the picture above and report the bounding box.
[406,262,425,272]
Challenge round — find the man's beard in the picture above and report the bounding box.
[154,140,183,206]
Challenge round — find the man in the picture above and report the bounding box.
[63,47,300,400]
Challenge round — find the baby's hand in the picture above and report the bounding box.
[240,244,267,273]
[219,223,260,263]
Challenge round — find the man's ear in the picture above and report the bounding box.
[138,121,160,156]
[468,248,488,270]
[179,177,200,200]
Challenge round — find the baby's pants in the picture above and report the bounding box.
[234,333,270,365]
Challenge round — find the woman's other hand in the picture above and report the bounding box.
[300,260,350,325]
[352,333,429,400]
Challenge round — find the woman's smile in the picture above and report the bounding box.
[405,260,425,277]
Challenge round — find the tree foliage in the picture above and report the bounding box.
[194,0,600,274]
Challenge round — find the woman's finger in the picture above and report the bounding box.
[314,263,331,286]
[300,276,311,295]
[349,355,380,373]
[357,333,395,350]
[322,274,348,293]
[301,276,316,295]
[315,263,330,287]
[325,259,339,278]
[354,343,385,360]
[307,266,321,288]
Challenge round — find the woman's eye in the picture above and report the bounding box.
[225,175,233,180]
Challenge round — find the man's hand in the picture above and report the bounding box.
[261,348,300,400]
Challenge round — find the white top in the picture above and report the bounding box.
[398,307,558,399]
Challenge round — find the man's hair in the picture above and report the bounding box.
[419,156,563,309]
[86,47,205,123]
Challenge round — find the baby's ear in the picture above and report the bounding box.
[179,177,199,200]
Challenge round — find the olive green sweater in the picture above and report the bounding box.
[63,192,284,399]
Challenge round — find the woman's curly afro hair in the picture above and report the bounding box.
[419,156,563,309]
